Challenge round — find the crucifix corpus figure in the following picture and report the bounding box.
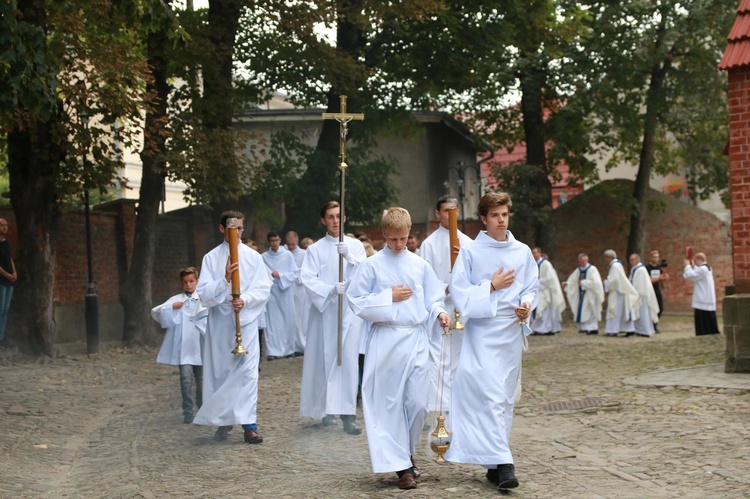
[322,95,364,365]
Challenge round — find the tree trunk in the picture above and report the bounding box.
[203,0,242,214]
[519,60,553,249]
[7,122,63,356]
[627,57,671,258]
[120,9,171,344]
[5,0,63,356]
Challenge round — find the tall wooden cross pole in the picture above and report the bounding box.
[322,95,364,366]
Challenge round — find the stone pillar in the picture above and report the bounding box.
[724,294,750,372]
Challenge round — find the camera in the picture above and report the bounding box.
[660,259,668,267]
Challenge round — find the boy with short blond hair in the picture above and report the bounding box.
[152,267,203,423]
[346,207,450,490]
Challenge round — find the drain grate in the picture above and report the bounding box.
[537,397,612,413]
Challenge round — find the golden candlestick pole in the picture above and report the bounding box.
[322,95,364,366]
[227,219,248,356]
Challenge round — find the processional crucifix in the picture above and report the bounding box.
[322,95,364,366]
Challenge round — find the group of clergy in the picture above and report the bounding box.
[548,249,661,337]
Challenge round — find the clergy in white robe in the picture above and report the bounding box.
[531,247,565,335]
[444,193,538,491]
[285,231,309,354]
[564,253,605,334]
[603,250,639,337]
[346,207,449,486]
[299,202,366,434]
[192,212,272,443]
[262,232,299,359]
[629,254,659,337]
[417,196,473,413]
[152,267,203,423]
[683,252,720,335]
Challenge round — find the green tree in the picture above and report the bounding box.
[119,0,269,344]
[236,0,447,235]
[369,0,595,246]
[1,0,150,355]
[579,0,734,256]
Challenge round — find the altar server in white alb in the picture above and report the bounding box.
[192,210,272,444]
[531,247,565,335]
[285,230,309,355]
[347,207,450,490]
[444,192,538,491]
[262,231,299,360]
[628,253,660,337]
[603,249,639,337]
[683,251,720,335]
[563,253,605,334]
[417,195,472,413]
[152,266,203,424]
[300,201,366,435]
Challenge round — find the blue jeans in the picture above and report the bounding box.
[178,365,203,418]
[0,284,13,343]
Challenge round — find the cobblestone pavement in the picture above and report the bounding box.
[1,315,748,498]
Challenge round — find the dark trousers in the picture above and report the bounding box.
[694,309,720,336]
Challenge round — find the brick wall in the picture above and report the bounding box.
[0,201,220,343]
[549,180,731,313]
[728,66,750,292]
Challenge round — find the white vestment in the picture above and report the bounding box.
[604,260,638,334]
[565,264,605,332]
[262,247,299,357]
[299,234,365,419]
[445,231,538,466]
[193,242,272,426]
[152,292,203,366]
[288,245,309,353]
[346,246,446,473]
[630,263,660,336]
[683,264,717,311]
[532,258,565,334]
[418,225,473,411]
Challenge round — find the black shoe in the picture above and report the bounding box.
[214,425,232,441]
[496,463,519,489]
[343,420,362,435]
[321,415,337,426]
[267,356,278,361]
[586,330,599,335]
[294,351,304,357]
[604,333,618,337]
[625,332,634,337]
[183,413,194,424]
[486,467,499,485]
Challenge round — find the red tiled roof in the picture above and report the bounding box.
[719,0,750,69]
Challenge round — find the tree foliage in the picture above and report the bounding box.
[576,0,735,254]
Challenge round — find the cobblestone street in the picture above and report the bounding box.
[1,316,748,498]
